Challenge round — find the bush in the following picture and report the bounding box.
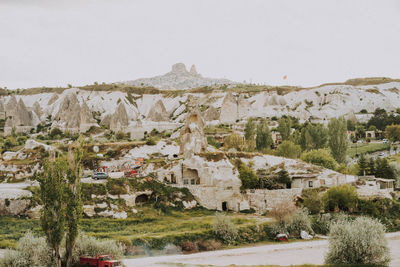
[212,213,238,244]
[49,127,63,139]
[272,208,313,238]
[275,140,301,159]
[146,137,157,146]
[325,217,390,266]
[324,184,358,212]
[238,163,258,190]
[301,188,323,214]
[300,149,338,170]
[72,234,125,264]
[268,200,296,222]
[0,231,53,267]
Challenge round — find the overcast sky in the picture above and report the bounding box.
[0,0,399,89]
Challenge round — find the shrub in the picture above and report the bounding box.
[115,131,126,140]
[301,188,323,214]
[275,140,301,159]
[311,213,349,235]
[146,137,157,146]
[224,133,245,151]
[196,239,222,251]
[72,234,125,264]
[325,217,390,266]
[300,149,338,170]
[0,231,53,267]
[272,208,313,238]
[238,163,258,190]
[212,213,238,244]
[324,184,358,212]
[269,200,296,222]
[49,127,63,139]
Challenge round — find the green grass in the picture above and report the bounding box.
[0,209,260,249]
[347,142,389,158]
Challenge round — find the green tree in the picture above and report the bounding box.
[367,108,388,131]
[255,119,273,151]
[328,117,348,164]
[275,140,301,159]
[244,118,256,141]
[324,184,358,212]
[299,123,328,151]
[238,163,259,190]
[65,141,83,267]
[346,119,356,131]
[276,168,291,186]
[355,125,365,140]
[277,117,292,141]
[224,133,245,151]
[357,153,367,176]
[375,158,395,179]
[40,155,68,267]
[385,124,400,142]
[300,149,338,170]
[366,158,375,176]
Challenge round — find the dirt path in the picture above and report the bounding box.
[123,232,400,267]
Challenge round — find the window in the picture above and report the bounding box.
[191,179,195,185]
[183,179,188,185]
[308,181,313,188]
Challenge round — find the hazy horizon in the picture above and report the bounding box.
[1,0,400,89]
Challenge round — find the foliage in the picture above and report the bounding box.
[0,232,53,267]
[39,156,68,267]
[271,207,313,238]
[275,140,301,159]
[325,217,390,266]
[207,136,221,149]
[375,157,396,179]
[328,117,348,163]
[277,117,292,141]
[347,142,389,158]
[276,168,291,185]
[212,213,238,244]
[244,118,256,141]
[324,184,358,212]
[300,149,338,170]
[269,200,296,222]
[49,127,64,139]
[255,119,273,151]
[299,123,328,151]
[357,153,368,176]
[386,124,400,142]
[224,133,245,151]
[72,234,124,264]
[238,162,259,190]
[301,188,324,214]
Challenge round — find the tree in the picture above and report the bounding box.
[238,163,258,190]
[275,140,301,159]
[355,125,365,140]
[49,127,63,139]
[367,157,376,175]
[277,117,292,141]
[375,158,395,179]
[39,140,84,267]
[40,155,68,267]
[224,133,245,151]
[276,168,291,186]
[357,153,367,176]
[65,141,83,267]
[244,118,256,141]
[328,117,348,164]
[300,149,338,170]
[299,123,328,151]
[368,108,388,131]
[325,217,390,265]
[386,124,400,142]
[346,119,355,131]
[324,184,358,212]
[255,119,273,151]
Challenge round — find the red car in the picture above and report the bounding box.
[80,254,121,267]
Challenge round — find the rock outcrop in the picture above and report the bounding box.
[147,100,169,121]
[33,101,43,118]
[219,92,237,123]
[4,97,36,135]
[0,98,5,119]
[124,63,234,90]
[47,93,59,105]
[110,102,129,132]
[203,106,220,121]
[179,111,208,158]
[238,94,251,119]
[53,93,97,132]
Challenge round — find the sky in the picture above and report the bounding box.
[0,0,399,89]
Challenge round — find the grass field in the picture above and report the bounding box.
[0,208,262,249]
[347,142,389,158]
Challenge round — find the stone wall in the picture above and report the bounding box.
[245,188,302,214]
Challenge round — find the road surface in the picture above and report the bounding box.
[123,232,400,267]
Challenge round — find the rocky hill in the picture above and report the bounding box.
[123,63,235,90]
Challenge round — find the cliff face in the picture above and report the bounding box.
[124,63,234,90]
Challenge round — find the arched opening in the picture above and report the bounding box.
[135,194,149,206]
[222,201,228,211]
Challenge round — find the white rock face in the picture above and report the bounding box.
[179,111,208,158]
[124,63,234,90]
[219,92,237,123]
[147,100,169,121]
[110,102,130,132]
[24,139,55,151]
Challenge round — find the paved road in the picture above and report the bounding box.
[123,232,400,267]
